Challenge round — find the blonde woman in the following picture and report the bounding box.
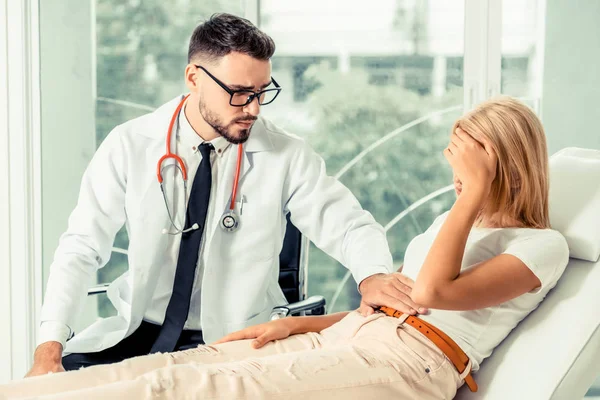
[0,97,569,400]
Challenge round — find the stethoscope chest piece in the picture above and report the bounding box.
[220,211,239,232]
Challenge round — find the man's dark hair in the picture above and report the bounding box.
[187,13,275,63]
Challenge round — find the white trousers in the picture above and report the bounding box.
[1,312,463,400]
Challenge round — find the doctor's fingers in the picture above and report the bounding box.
[379,292,420,315]
[387,285,425,312]
[390,274,429,314]
[390,278,414,296]
[357,300,376,317]
[392,273,416,287]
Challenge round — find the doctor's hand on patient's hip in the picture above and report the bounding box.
[212,319,293,349]
[25,341,65,378]
[358,273,428,317]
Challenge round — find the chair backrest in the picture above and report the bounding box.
[278,214,305,304]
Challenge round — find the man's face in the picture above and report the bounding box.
[195,52,272,144]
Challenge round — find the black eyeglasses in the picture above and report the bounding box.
[195,65,282,107]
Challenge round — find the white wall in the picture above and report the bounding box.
[541,0,600,154]
[543,2,600,394]
[40,0,97,286]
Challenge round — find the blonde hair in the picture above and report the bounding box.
[453,96,550,229]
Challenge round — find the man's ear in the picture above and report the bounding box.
[184,63,200,92]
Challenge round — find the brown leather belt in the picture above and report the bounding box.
[378,306,478,392]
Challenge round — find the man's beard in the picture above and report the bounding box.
[198,97,256,144]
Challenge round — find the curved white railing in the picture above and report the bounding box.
[96,96,155,112]
[334,105,462,180]
[111,247,128,255]
[328,184,455,313]
[384,184,454,232]
[321,106,462,313]
[329,105,462,236]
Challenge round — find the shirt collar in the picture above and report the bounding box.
[207,135,231,157]
[178,105,231,157]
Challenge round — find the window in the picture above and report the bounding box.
[501,0,542,109]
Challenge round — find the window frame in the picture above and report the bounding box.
[0,0,43,381]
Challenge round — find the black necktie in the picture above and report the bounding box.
[150,143,213,353]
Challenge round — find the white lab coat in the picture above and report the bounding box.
[41,95,393,353]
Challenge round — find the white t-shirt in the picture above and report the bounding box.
[401,211,569,372]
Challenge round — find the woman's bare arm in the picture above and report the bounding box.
[411,192,540,310]
[287,312,350,334]
[213,312,351,348]
[411,128,540,310]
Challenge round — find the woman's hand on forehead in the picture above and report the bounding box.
[454,127,495,156]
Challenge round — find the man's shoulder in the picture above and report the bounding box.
[258,117,302,141]
[113,112,153,134]
[256,116,307,151]
[110,96,182,140]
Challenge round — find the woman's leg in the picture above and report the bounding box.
[21,313,462,400]
[0,332,326,399]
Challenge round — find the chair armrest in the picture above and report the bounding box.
[270,295,326,320]
[88,284,109,296]
[88,286,327,319]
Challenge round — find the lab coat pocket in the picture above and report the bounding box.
[231,195,259,230]
[222,200,279,263]
[233,195,247,217]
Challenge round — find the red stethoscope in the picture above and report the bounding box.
[157,94,242,235]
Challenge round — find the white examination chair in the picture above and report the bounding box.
[456,147,600,400]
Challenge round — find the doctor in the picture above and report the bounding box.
[27,13,425,377]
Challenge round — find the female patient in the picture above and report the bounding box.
[1,97,569,400]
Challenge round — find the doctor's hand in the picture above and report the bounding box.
[358,273,428,317]
[212,318,293,349]
[25,342,65,377]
